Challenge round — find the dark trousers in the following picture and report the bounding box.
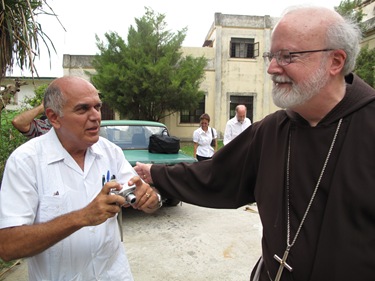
[197,155,212,162]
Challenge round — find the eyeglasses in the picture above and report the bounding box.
[262,49,334,66]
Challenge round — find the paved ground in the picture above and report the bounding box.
[1,203,262,281]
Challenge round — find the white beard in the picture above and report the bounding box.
[272,63,329,109]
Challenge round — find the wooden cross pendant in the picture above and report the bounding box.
[273,248,293,281]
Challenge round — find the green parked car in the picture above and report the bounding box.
[100,120,197,206]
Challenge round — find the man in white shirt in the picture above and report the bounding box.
[0,76,161,281]
[223,105,251,145]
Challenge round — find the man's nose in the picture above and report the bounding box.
[267,58,283,75]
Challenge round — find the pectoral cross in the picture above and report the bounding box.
[273,248,293,281]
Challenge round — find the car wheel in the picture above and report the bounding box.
[163,198,181,207]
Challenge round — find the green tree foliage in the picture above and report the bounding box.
[0,110,27,186]
[335,0,374,88]
[24,83,49,107]
[354,45,375,88]
[334,0,365,29]
[0,84,47,185]
[91,7,207,121]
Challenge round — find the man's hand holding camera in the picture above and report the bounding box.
[127,176,162,213]
[106,176,161,214]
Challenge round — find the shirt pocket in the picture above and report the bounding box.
[38,194,66,223]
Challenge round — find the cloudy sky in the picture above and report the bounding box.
[10,0,342,77]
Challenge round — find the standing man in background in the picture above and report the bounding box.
[223,104,251,145]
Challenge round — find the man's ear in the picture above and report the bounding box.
[45,108,61,128]
[329,49,346,75]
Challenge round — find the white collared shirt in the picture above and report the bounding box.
[193,126,217,157]
[0,128,134,281]
[223,116,251,145]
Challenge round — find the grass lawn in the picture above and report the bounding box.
[180,140,224,157]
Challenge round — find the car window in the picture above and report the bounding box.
[100,125,167,150]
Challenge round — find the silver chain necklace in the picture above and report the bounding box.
[273,118,343,281]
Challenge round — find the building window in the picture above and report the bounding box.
[180,97,205,123]
[229,95,254,122]
[230,38,259,59]
[101,103,115,120]
[99,93,115,120]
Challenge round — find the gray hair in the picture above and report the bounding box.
[43,85,66,117]
[325,17,362,75]
[281,5,362,76]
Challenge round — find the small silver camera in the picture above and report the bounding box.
[111,185,136,205]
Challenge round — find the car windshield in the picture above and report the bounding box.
[100,125,167,149]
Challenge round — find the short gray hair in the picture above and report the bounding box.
[281,6,362,76]
[43,85,66,117]
[325,17,362,75]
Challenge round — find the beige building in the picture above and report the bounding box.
[360,0,375,48]
[166,14,280,140]
[62,13,280,140]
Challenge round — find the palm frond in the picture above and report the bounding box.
[0,0,62,80]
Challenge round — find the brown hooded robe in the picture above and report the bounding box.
[151,74,375,281]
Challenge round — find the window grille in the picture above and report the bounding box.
[180,97,205,123]
[230,38,259,59]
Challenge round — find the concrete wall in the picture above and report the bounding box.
[362,0,375,22]
[202,13,279,139]
[63,55,96,78]
[361,0,375,49]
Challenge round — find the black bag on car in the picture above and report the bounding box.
[149,130,180,154]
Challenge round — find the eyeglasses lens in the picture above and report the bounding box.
[278,50,291,66]
[264,50,291,66]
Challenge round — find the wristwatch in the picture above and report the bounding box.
[156,193,163,208]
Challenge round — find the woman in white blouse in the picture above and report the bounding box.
[193,113,218,161]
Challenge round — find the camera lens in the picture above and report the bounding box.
[126,193,136,204]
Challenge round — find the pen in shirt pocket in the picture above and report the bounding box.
[102,171,116,186]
